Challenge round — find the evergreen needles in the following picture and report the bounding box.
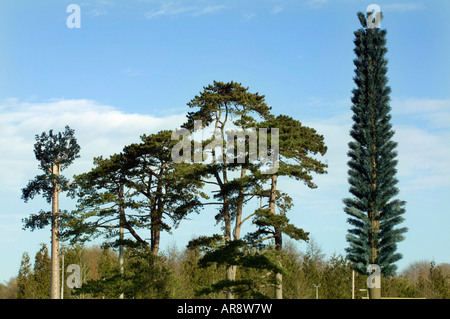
[344,12,408,277]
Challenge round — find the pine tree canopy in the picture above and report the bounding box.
[22,126,80,230]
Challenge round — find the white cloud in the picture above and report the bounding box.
[395,126,450,191]
[307,0,329,9]
[144,1,226,19]
[0,98,186,192]
[303,1,424,11]
[242,12,257,21]
[391,97,450,129]
[390,98,450,190]
[302,119,351,188]
[192,5,227,17]
[88,9,108,17]
[1,97,191,283]
[299,96,450,193]
[382,3,425,12]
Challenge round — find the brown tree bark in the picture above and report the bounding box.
[50,163,61,299]
[269,174,283,299]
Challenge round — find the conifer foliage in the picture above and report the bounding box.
[343,11,407,279]
[21,125,80,299]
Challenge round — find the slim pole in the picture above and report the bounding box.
[352,269,355,299]
[313,284,321,299]
[61,253,64,299]
[119,184,125,299]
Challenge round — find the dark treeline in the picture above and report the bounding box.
[2,240,449,299]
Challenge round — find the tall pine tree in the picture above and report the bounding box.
[22,125,80,299]
[343,10,407,298]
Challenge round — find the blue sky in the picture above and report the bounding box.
[1,0,449,284]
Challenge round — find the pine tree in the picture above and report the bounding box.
[17,252,35,299]
[343,11,407,298]
[98,247,118,278]
[33,243,51,299]
[181,81,272,299]
[245,115,327,298]
[22,125,80,299]
[123,130,206,255]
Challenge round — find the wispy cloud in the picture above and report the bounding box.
[272,5,283,15]
[0,98,188,283]
[123,68,144,77]
[392,97,450,129]
[304,1,425,11]
[299,96,450,193]
[395,126,450,191]
[307,0,329,9]
[192,5,227,17]
[382,3,425,12]
[389,97,450,191]
[242,12,257,21]
[144,1,227,19]
[88,9,108,17]
[0,98,186,191]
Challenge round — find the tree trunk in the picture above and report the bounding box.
[226,265,237,299]
[223,191,235,299]
[119,224,124,299]
[224,167,247,300]
[275,273,283,299]
[369,287,381,299]
[118,184,125,299]
[50,163,60,299]
[369,78,381,299]
[269,174,283,299]
[224,198,234,299]
[218,124,235,299]
[233,167,246,241]
[151,217,161,255]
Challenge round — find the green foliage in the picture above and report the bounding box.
[11,242,450,299]
[75,246,177,299]
[22,126,80,230]
[123,130,206,231]
[15,77,444,300]
[17,252,35,299]
[179,81,328,300]
[344,13,407,276]
[16,244,55,299]
[183,80,272,131]
[187,236,287,298]
[245,208,309,249]
[98,247,118,277]
[63,130,206,255]
[0,278,18,299]
[428,261,450,299]
[320,254,352,299]
[177,243,228,299]
[33,243,51,299]
[258,115,328,188]
[62,152,142,246]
